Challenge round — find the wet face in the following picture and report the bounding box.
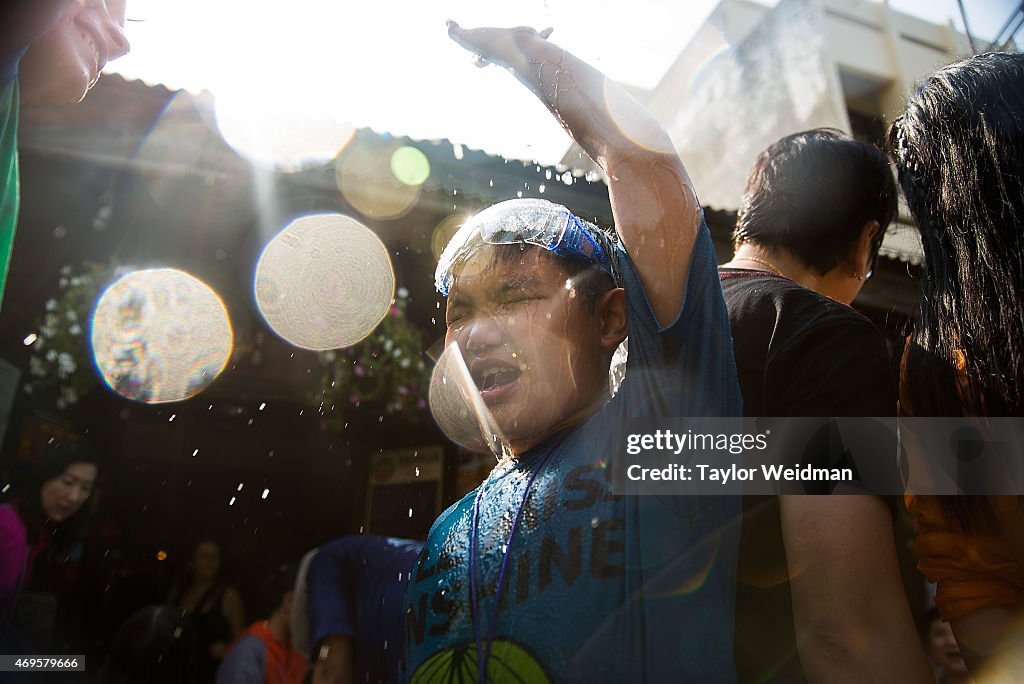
[926,618,968,675]
[192,541,221,581]
[19,0,131,106]
[39,462,97,522]
[444,247,612,452]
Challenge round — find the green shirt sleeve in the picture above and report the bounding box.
[0,79,19,313]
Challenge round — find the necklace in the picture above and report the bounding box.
[468,434,565,683]
[734,256,787,278]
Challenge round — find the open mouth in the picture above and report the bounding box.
[77,23,105,75]
[471,361,521,397]
[79,32,101,77]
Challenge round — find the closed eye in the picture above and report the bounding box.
[496,296,538,313]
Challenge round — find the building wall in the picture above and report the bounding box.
[650,0,850,211]
[564,0,968,217]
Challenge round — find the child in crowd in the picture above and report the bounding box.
[404,22,743,682]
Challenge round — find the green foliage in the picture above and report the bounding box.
[314,287,430,420]
[24,262,121,409]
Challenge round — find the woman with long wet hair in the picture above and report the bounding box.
[889,51,1024,679]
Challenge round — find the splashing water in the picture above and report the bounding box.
[429,342,512,461]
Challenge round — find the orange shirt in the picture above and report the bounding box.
[905,494,1024,620]
[901,340,1024,620]
[223,620,308,684]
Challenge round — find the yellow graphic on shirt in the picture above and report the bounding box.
[411,639,550,684]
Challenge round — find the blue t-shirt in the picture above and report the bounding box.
[404,221,743,683]
[308,535,424,684]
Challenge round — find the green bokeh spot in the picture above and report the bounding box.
[390,146,431,186]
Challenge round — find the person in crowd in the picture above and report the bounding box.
[167,539,246,682]
[0,0,130,308]
[403,21,742,682]
[216,563,307,684]
[299,534,423,684]
[99,604,198,683]
[720,129,932,682]
[0,438,99,651]
[888,51,1024,680]
[920,606,974,684]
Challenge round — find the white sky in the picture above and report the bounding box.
[105,0,1019,166]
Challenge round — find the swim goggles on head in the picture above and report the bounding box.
[434,198,621,296]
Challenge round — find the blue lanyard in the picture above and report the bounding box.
[468,435,564,684]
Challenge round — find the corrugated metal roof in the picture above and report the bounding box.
[878,220,924,266]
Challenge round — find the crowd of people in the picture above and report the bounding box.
[0,1,1022,683]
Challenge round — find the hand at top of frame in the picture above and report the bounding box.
[446,20,553,69]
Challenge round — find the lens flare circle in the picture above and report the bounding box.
[430,215,466,262]
[390,146,431,186]
[336,145,421,220]
[213,89,356,171]
[90,268,233,404]
[254,213,395,350]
